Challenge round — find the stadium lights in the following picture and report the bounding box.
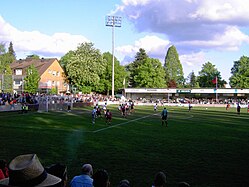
[105,16,122,98]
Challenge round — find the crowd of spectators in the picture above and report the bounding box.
[0,154,190,187]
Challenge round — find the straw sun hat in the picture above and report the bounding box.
[0,154,61,186]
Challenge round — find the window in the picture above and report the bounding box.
[16,69,22,75]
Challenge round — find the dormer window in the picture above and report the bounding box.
[15,69,23,75]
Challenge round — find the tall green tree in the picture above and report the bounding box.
[8,41,16,61]
[98,52,127,95]
[60,42,105,93]
[2,65,13,93]
[134,58,165,88]
[198,62,226,88]
[186,71,199,88]
[0,43,14,74]
[229,56,249,88]
[164,45,184,88]
[126,48,149,87]
[24,64,40,93]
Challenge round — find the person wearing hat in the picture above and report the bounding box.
[70,164,93,187]
[152,171,167,187]
[92,169,110,187]
[0,154,61,186]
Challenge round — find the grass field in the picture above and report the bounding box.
[1,105,249,187]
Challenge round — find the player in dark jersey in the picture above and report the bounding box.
[105,109,112,125]
[161,107,168,127]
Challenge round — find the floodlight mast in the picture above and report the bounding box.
[106,16,121,98]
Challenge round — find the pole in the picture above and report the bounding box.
[112,19,115,98]
[215,76,218,103]
[106,15,121,99]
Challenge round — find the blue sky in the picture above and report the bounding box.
[1,0,249,84]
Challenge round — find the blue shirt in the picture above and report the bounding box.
[70,174,93,187]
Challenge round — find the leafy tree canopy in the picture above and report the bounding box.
[229,56,249,88]
[60,42,105,93]
[198,62,226,88]
[97,52,127,95]
[24,64,40,93]
[134,58,165,88]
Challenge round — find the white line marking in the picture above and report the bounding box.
[93,113,158,133]
[92,112,194,133]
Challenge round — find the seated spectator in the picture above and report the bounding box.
[46,163,68,187]
[92,169,110,187]
[0,160,8,180]
[118,179,131,187]
[0,154,61,186]
[70,164,93,187]
[152,171,167,187]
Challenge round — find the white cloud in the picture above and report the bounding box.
[180,51,206,67]
[177,26,249,51]
[0,15,89,58]
[114,0,249,51]
[116,35,170,60]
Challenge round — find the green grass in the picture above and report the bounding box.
[1,105,249,187]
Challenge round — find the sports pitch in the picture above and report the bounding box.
[0,105,249,187]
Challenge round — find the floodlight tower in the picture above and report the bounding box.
[105,15,122,98]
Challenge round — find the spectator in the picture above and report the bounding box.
[0,154,61,186]
[70,164,93,187]
[0,160,8,180]
[92,169,110,187]
[118,179,130,187]
[46,163,68,187]
[152,171,167,187]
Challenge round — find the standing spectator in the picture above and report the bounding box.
[70,164,93,187]
[152,171,167,187]
[92,169,110,187]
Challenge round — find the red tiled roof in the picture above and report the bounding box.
[10,58,58,76]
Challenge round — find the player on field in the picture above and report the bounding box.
[154,103,158,112]
[161,107,168,127]
[105,109,112,125]
[92,107,97,125]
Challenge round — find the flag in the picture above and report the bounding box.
[212,76,217,84]
[212,76,218,89]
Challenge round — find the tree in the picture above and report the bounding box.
[26,54,40,60]
[8,42,16,61]
[0,43,14,74]
[133,58,165,88]
[198,62,226,88]
[60,42,105,93]
[126,48,149,87]
[186,71,199,88]
[229,56,249,88]
[98,52,127,95]
[24,64,40,93]
[164,45,184,87]
[2,65,13,93]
